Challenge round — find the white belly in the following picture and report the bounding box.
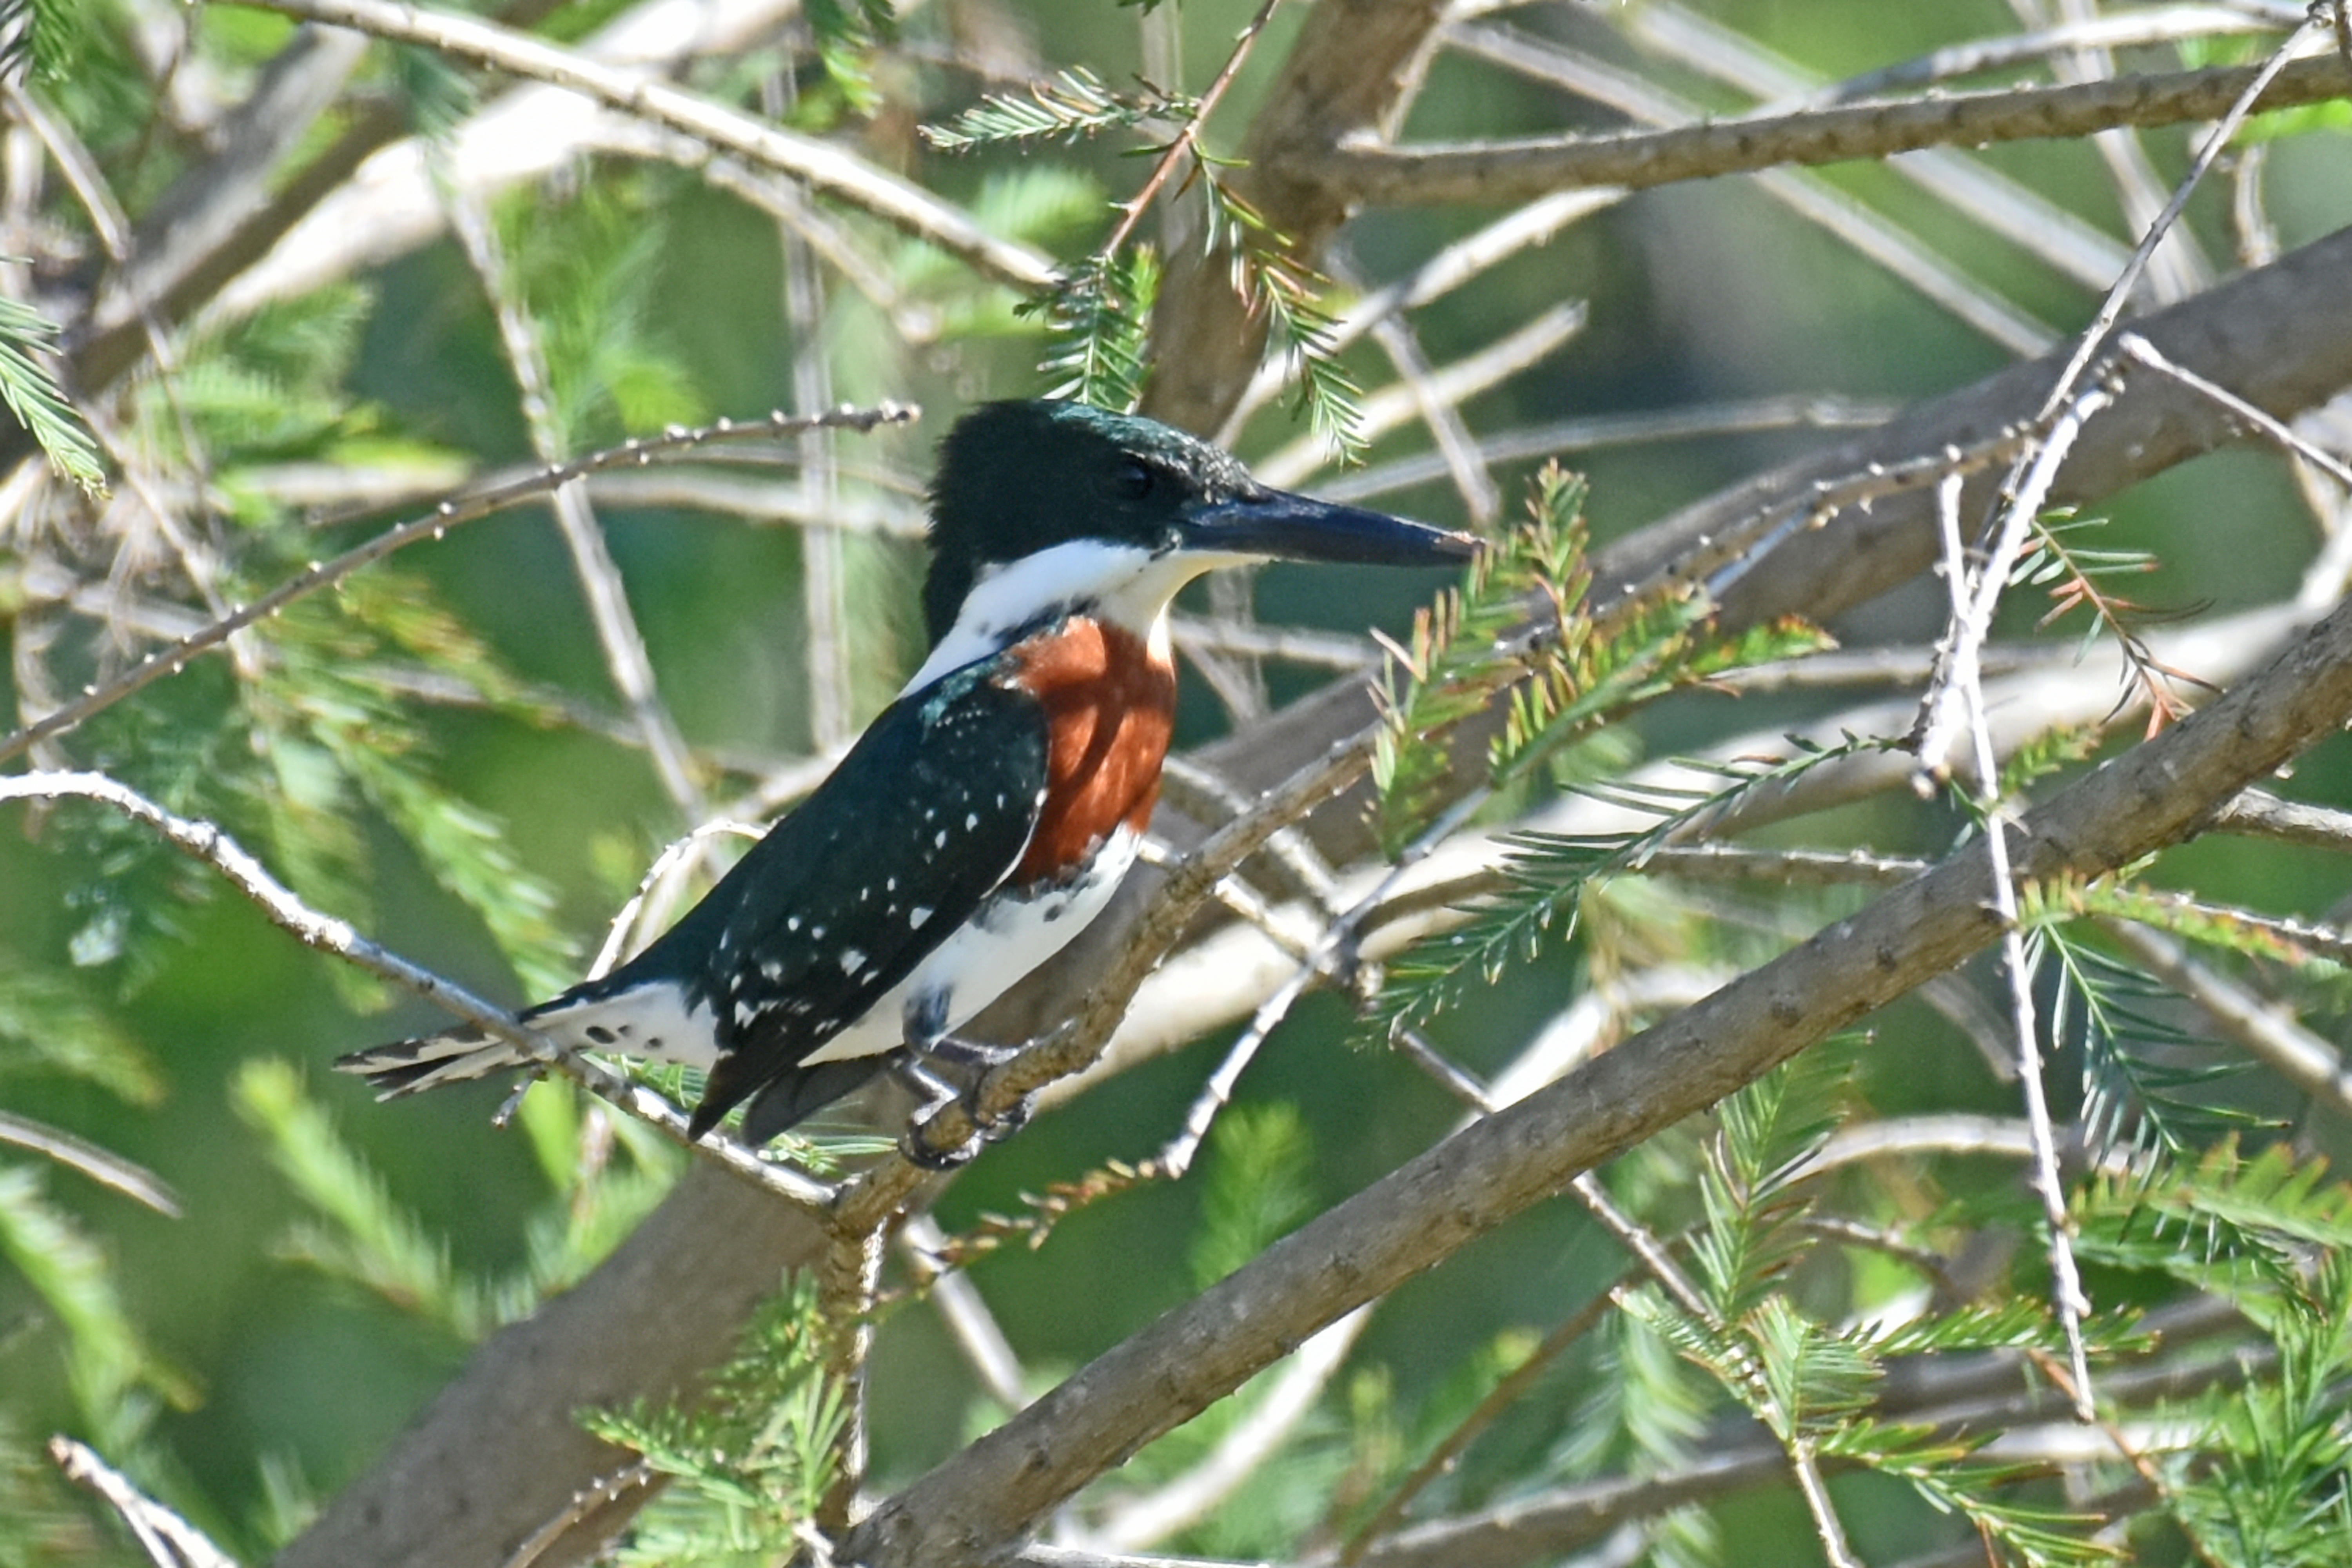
[799,825,1141,1065]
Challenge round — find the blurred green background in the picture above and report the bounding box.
[5,0,2352,1561]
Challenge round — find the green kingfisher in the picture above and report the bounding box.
[339,399,1476,1151]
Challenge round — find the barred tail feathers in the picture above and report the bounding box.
[335,980,719,1099]
[333,1028,529,1097]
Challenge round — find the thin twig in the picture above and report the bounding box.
[48,1436,238,1568]
[231,0,1054,289]
[444,176,709,822]
[496,1461,658,1568]
[1087,1307,1373,1553]
[2104,918,2352,1122]
[1927,473,2099,1421]
[0,404,917,765]
[586,818,766,979]
[2029,13,2324,426]
[1313,395,1902,505]
[1463,24,2063,354]
[1254,302,1589,487]
[2043,0,2214,305]
[1356,274,1501,524]
[1221,189,1614,441]
[899,1213,1030,1413]
[1338,1271,1624,1564]
[2210,786,2352,851]
[1913,384,2117,785]
[1169,616,1376,671]
[1817,4,2292,102]
[0,771,838,1210]
[1567,1171,1861,1568]
[1097,0,1285,261]
[2108,332,2352,526]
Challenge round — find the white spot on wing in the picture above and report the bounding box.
[799,826,1144,1069]
[838,947,867,975]
[533,983,722,1069]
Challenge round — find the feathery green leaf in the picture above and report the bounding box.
[0,297,104,495]
[922,66,1193,152]
[1026,247,1159,413]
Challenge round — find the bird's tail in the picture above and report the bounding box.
[334,1027,531,1097]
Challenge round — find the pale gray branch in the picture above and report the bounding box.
[0,404,917,766]
[232,0,1056,292]
[1316,54,2350,208]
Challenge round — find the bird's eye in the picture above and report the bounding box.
[1114,459,1154,500]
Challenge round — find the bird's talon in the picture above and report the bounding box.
[976,1090,1035,1144]
[901,1118,984,1170]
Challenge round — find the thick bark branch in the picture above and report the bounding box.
[842,539,2352,1568]
[273,1163,823,1568]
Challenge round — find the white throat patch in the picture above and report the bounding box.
[904,539,1245,693]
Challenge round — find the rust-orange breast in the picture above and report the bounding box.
[996,617,1176,885]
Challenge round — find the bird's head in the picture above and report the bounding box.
[921,399,1478,648]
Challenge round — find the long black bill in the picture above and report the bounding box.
[1180,488,1481,567]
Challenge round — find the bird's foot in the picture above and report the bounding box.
[894,1039,1033,1169]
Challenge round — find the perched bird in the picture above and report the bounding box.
[339,399,1476,1151]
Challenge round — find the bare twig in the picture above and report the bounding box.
[2030,13,2324,426]
[1913,385,2117,785]
[1086,1307,1372,1553]
[445,179,709,822]
[49,1436,238,1568]
[899,1213,1029,1413]
[1619,1,2141,294]
[2105,919,2352,1122]
[1254,301,1589,487]
[0,1111,181,1216]
[2112,332,2352,496]
[2210,786,2352,850]
[496,1461,658,1568]
[0,771,837,1210]
[0,403,917,766]
[1456,25,2061,356]
[1926,471,2098,1420]
[1317,53,2350,207]
[1817,4,2292,102]
[1221,190,1614,441]
[228,0,1055,289]
[1097,0,1285,262]
[1315,396,1902,505]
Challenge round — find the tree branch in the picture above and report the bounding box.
[224,0,1056,291]
[0,403,916,767]
[268,166,2352,1568]
[1316,54,2352,208]
[844,581,2352,1564]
